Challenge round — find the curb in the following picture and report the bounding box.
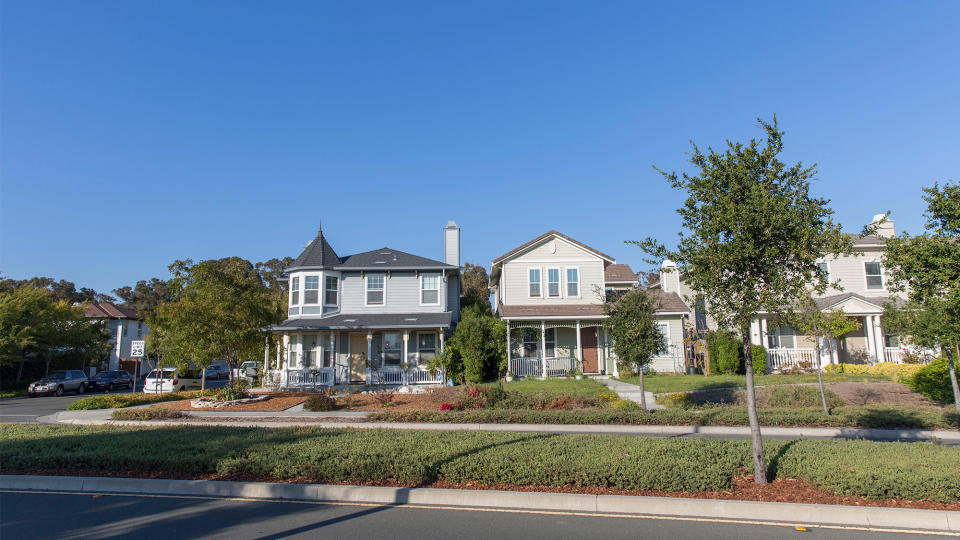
[2,475,958,533]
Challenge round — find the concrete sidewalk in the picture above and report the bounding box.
[2,474,957,533]
[598,376,664,410]
[42,409,960,444]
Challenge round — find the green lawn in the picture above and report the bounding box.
[502,377,609,398]
[2,424,958,502]
[618,373,893,394]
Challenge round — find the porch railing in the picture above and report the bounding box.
[284,368,334,388]
[767,348,817,371]
[508,356,576,378]
[883,347,937,364]
[367,366,445,385]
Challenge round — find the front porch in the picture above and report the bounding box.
[506,319,610,378]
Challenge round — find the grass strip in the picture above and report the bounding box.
[368,406,960,430]
[619,373,893,394]
[1,425,958,502]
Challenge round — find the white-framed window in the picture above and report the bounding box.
[566,268,579,297]
[519,328,539,358]
[865,262,884,290]
[303,335,320,368]
[417,332,437,365]
[656,322,671,349]
[287,334,300,366]
[547,268,561,297]
[366,274,385,305]
[817,262,830,282]
[290,277,300,305]
[324,276,338,306]
[767,325,796,349]
[421,273,440,305]
[528,268,541,298]
[304,276,320,304]
[545,328,556,357]
[884,333,900,348]
[382,332,402,366]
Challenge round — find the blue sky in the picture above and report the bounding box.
[2,1,958,295]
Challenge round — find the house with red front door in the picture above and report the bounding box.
[489,231,690,377]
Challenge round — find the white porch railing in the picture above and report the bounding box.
[883,347,937,364]
[283,368,335,388]
[367,366,445,385]
[767,348,817,371]
[508,356,576,378]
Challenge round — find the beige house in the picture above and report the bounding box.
[490,230,690,377]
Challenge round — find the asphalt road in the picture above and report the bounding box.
[0,379,231,423]
[0,491,952,540]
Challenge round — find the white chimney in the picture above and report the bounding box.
[872,213,895,239]
[444,221,460,267]
[660,259,680,293]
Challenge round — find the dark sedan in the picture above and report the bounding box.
[88,370,135,392]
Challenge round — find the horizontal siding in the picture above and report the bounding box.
[818,250,890,298]
[500,237,607,307]
[339,271,448,314]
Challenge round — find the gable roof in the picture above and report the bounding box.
[337,247,456,270]
[491,230,615,265]
[844,233,886,247]
[814,292,903,311]
[84,302,139,320]
[287,228,341,270]
[604,264,638,284]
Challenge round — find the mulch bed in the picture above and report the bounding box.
[4,468,958,511]
[155,393,311,412]
[343,387,459,411]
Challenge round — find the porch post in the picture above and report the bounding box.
[439,328,445,353]
[264,335,270,373]
[505,321,512,374]
[366,332,373,384]
[402,330,410,385]
[750,319,761,345]
[575,320,582,370]
[759,318,769,347]
[540,321,547,379]
[329,331,336,383]
[874,316,887,363]
[864,316,877,364]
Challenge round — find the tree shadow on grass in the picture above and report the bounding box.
[766,439,797,481]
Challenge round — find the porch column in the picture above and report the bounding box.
[366,332,373,384]
[329,332,336,383]
[540,321,547,379]
[275,335,281,370]
[750,320,762,345]
[505,322,512,374]
[864,316,877,364]
[575,320,582,369]
[264,335,270,372]
[759,318,769,347]
[439,329,445,353]
[873,316,886,363]
[282,334,290,373]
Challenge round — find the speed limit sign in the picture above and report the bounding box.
[130,340,145,358]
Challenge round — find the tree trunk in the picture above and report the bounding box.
[815,337,830,416]
[948,347,960,413]
[826,337,836,369]
[201,368,206,391]
[741,328,766,483]
[638,367,647,412]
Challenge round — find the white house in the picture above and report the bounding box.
[83,302,150,374]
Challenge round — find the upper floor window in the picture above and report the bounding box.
[865,262,884,290]
[304,276,320,304]
[421,274,439,304]
[324,276,338,306]
[817,262,830,282]
[656,322,670,348]
[528,268,541,297]
[366,274,385,305]
[566,268,579,297]
[290,277,300,305]
[547,268,561,297]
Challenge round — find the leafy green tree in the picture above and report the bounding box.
[633,116,852,483]
[602,289,667,411]
[148,258,282,390]
[883,182,960,411]
[433,305,506,383]
[789,295,861,415]
[0,276,113,304]
[461,262,492,313]
[112,278,174,319]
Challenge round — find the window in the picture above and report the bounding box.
[287,335,299,366]
[528,269,541,297]
[304,276,319,304]
[382,333,402,366]
[865,262,884,290]
[545,328,556,358]
[656,322,670,349]
[817,262,829,281]
[417,333,437,364]
[519,328,539,358]
[303,335,319,368]
[324,276,338,306]
[884,334,900,348]
[547,268,560,297]
[290,277,300,305]
[421,274,439,304]
[566,268,579,297]
[366,274,385,305]
[137,322,142,338]
[767,325,796,349]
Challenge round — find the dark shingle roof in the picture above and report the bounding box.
[337,247,456,270]
[273,312,452,330]
[84,302,139,319]
[288,229,341,270]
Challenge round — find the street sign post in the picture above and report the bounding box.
[130,340,146,393]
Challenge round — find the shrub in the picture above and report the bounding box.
[907,358,956,404]
[750,345,768,375]
[706,330,742,374]
[304,393,337,412]
[111,407,186,421]
[215,379,250,402]
[766,386,845,410]
[824,362,922,382]
[655,392,695,409]
[67,392,201,410]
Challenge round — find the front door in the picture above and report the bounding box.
[580,327,599,373]
[349,333,367,382]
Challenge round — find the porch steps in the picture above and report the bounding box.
[596,376,664,410]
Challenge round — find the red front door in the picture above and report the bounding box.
[580,327,599,373]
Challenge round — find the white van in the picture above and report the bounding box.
[142,368,203,394]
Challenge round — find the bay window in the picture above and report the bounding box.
[324,276,338,306]
[290,277,300,305]
[304,276,319,304]
[421,274,439,304]
[366,274,385,305]
[566,268,579,297]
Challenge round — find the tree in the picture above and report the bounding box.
[432,305,506,383]
[460,262,492,312]
[883,182,960,410]
[112,278,174,319]
[602,289,667,411]
[147,258,282,390]
[789,295,861,415]
[0,276,114,304]
[632,116,852,483]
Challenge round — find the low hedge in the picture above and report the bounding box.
[111,407,186,420]
[66,391,207,410]
[907,358,957,404]
[1,425,958,502]
[369,406,960,430]
[824,362,923,382]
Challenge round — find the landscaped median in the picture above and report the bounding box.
[1,424,959,507]
[66,391,211,410]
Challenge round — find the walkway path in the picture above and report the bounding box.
[596,376,664,410]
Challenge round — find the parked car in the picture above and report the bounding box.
[143,368,203,394]
[204,365,229,380]
[27,370,89,397]
[238,361,259,378]
[88,370,135,392]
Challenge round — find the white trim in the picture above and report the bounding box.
[527,266,543,299]
[302,274,321,306]
[418,272,441,306]
[289,275,300,306]
[504,315,609,321]
[494,233,616,265]
[565,266,581,298]
[509,258,600,264]
[364,273,386,306]
[546,267,562,298]
[323,275,339,307]
[863,261,886,291]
